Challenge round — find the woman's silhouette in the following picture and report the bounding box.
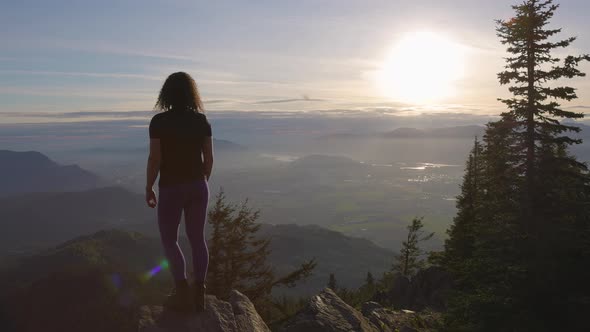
[145,72,213,313]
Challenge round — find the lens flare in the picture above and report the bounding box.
[110,273,122,289]
[141,259,169,282]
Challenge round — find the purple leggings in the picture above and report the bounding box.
[157,179,209,283]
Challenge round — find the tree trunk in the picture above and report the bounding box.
[525,3,537,236]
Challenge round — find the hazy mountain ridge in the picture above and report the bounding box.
[288,154,364,169]
[213,138,248,151]
[318,123,590,140]
[0,226,421,332]
[318,125,486,140]
[313,123,590,164]
[0,226,393,296]
[0,187,153,254]
[0,150,102,196]
[68,138,246,155]
[0,149,457,255]
[258,223,393,294]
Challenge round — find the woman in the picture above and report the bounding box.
[145,72,213,313]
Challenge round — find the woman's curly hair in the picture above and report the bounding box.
[155,72,204,112]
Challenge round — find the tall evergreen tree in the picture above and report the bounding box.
[496,0,590,232]
[362,271,376,302]
[443,2,590,331]
[207,190,316,301]
[496,1,590,328]
[444,138,484,265]
[327,273,338,290]
[365,272,375,289]
[444,119,527,332]
[393,217,434,278]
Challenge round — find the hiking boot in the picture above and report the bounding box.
[193,282,206,313]
[164,281,191,313]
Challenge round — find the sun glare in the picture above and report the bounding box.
[377,31,466,104]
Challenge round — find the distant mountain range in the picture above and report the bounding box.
[71,138,247,155]
[213,138,248,151]
[0,173,393,291]
[0,150,102,196]
[258,223,392,294]
[382,125,485,139]
[0,141,246,197]
[318,123,590,141]
[288,154,363,169]
[318,125,486,140]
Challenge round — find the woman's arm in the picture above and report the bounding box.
[202,136,213,180]
[146,138,161,207]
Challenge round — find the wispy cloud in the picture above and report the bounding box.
[0,70,162,81]
[0,86,153,99]
[148,65,292,88]
[0,110,152,119]
[0,107,501,123]
[50,39,201,63]
[198,79,290,86]
[567,105,590,110]
[205,99,242,104]
[255,96,326,104]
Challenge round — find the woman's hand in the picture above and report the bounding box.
[146,188,157,208]
[202,136,213,180]
[145,138,161,208]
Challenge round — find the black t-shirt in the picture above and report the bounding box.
[149,109,212,187]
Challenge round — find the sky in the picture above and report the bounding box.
[1,0,590,123]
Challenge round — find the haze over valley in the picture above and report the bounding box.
[4,110,590,253]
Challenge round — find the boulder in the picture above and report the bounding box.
[283,288,441,332]
[138,287,441,332]
[362,304,421,332]
[361,301,383,316]
[229,290,270,332]
[138,290,270,332]
[281,288,379,332]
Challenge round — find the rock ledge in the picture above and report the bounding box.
[138,290,270,332]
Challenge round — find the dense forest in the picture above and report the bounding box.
[441,1,590,331]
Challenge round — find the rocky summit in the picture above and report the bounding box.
[138,288,440,332]
[280,288,378,332]
[138,290,270,332]
[280,288,439,332]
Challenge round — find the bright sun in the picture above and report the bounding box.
[377,31,466,104]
